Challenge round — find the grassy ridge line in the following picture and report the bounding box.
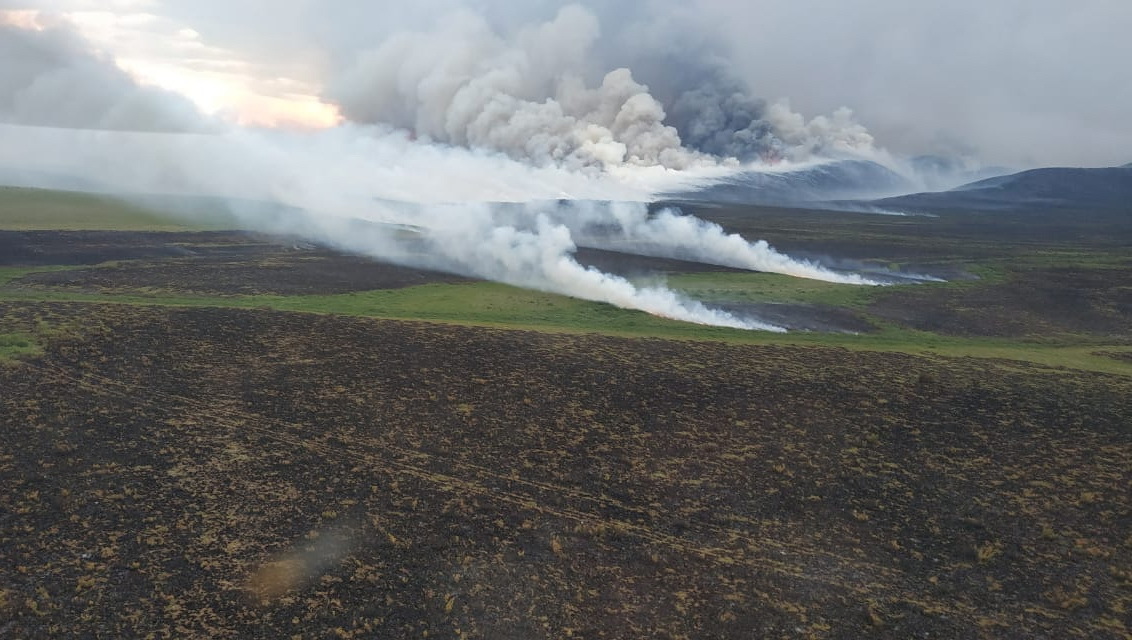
[3,274,1130,376]
[0,187,214,231]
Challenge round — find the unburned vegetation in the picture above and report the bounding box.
[1,302,1129,638]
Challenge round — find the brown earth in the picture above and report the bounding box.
[2,302,1129,639]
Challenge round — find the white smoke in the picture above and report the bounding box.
[413,208,783,330]
[765,103,875,161]
[552,201,878,285]
[0,8,895,332]
[2,122,802,329]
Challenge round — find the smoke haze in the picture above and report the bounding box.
[0,21,205,132]
[12,2,1121,327]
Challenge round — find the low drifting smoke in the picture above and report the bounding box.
[0,7,898,331]
[544,201,877,284]
[411,208,784,330]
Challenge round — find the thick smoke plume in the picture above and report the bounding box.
[327,5,875,170]
[0,7,894,331]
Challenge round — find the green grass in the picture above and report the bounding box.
[0,187,214,231]
[0,265,82,286]
[2,188,1129,378]
[0,332,40,362]
[3,272,1130,376]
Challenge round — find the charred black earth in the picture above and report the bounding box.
[1,302,1129,639]
[1,207,1131,639]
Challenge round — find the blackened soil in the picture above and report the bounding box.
[869,267,1132,340]
[2,302,1129,639]
[3,232,747,297]
[0,230,265,267]
[1095,350,1132,363]
[15,253,473,296]
[574,247,747,277]
[717,301,877,333]
[2,230,471,295]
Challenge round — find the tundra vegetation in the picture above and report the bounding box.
[1,187,1129,638]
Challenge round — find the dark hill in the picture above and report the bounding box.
[669,159,913,206]
[871,166,1132,213]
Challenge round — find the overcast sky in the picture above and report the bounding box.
[2,0,1130,167]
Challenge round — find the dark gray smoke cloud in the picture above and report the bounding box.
[619,53,872,163]
[0,20,206,132]
[322,4,874,169]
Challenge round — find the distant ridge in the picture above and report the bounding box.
[668,159,913,206]
[0,166,115,193]
[869,165,1132,213]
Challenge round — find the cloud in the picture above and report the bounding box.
[0,17,206,131]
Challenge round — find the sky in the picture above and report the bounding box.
[2,0,1130,167]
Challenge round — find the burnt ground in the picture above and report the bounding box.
[686,205,1132,265]
[1,302,1130,639]
[574,247,745,277]
[1096,350,1132,364]
[9,222,1128,339]
[3,231,877,334]
[716,302,877,334]
[867,267,1132,340]
[685,204,1132,341]
[0,230,270,267]
[12,253,474,297]
[1,232,737,298]
[0,230,472,296]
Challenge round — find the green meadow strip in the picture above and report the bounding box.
[2,277,1130,376]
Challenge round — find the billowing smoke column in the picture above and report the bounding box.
[619,48,874,163]
[0,7,892,332]
[328,6,702,170]
[326,5,875,169]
